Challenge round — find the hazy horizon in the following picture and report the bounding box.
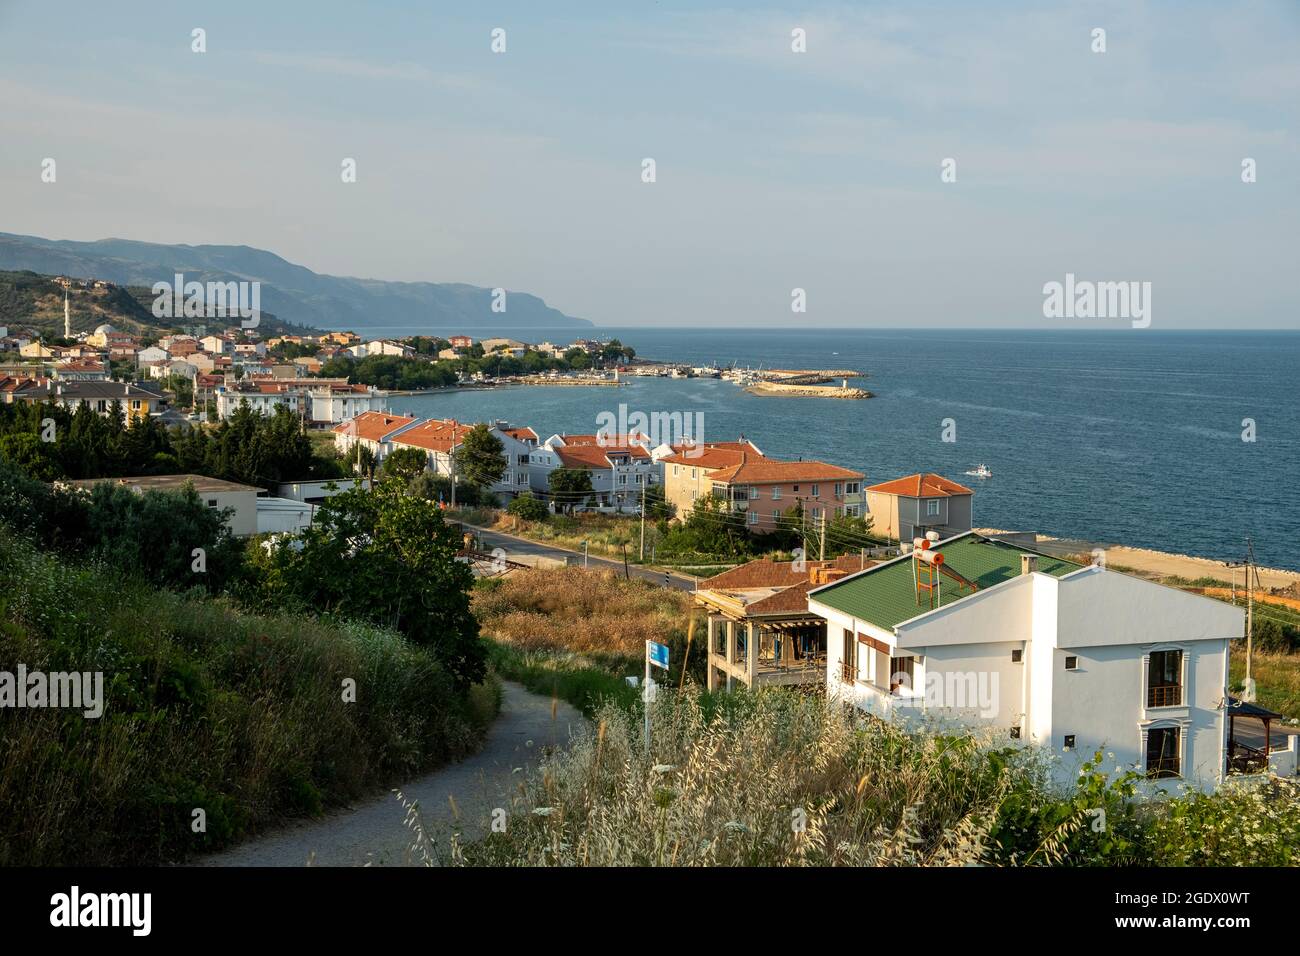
[2,1,1297,329]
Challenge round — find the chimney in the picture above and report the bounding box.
[1020,554,1038,576]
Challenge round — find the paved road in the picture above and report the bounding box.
[468,524,700,591]
[196,682,584,867]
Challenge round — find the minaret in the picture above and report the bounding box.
[64,289,71,338]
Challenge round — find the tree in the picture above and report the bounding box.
[548,467,594,514]
[81,482,246,591]
[658,494,753,559]
[563,348,592,371]
[454,423,505,490]
[507,492,549,522]
[260,481,485,684]
[643,482,675,522]
[819,512,878,559]
[354,444,377,482]
[382,446,429,484]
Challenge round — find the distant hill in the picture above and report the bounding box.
[0,232,593,333]
[0,270,305,342]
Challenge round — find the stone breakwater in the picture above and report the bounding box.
[746,381,872,399]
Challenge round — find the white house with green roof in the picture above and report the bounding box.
[807,532,1244,792]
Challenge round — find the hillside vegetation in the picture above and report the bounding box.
[0,269,302,341]
[453,688,1300,867]
[0,528,498,865]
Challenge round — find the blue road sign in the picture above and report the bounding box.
[647,640,670,670]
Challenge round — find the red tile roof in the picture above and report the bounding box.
[661,446,766,469]
[501,425,538,442]
[707,458,863,484]
[866,473,973,498]
[391,418,472,453]
[552,443,648,469]
[333,411,417,441]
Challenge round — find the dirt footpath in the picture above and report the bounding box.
[196,682,584,867]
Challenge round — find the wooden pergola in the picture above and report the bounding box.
[1225,695,1284,774]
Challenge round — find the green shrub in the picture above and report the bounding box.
[0,529,498,865]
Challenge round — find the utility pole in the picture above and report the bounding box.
[449,423,460,509]
[640,481,647,561]
[819,510,826,561]
[1246,538,1257,700]
[1227,539,1259,702]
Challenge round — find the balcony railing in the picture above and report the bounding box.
[1147,684,1182,708]
[840,661,855,683]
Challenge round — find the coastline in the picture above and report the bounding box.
[977,529,1300,585]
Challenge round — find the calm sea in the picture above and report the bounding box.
[366,327,1300,571]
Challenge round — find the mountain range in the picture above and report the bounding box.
[0,232,592,333]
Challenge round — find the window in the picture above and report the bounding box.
[691,490,698,501]
[771,486,782,500]
[1063,735,1076,750]
[747,510,757,525]
[1011,648,1023,663]
[810,507,821,520]
[206,498,218,507]
[889,655,914,692]
[1146,727,1181,778]
[811,484,819,497]
[1147,650,1183,707]
[691,468,697,479]
[748,486,759,500]
[841,630,855,683]
[1010,726,1021,739]
[672,465,679,477]
[926,499,940,517]
[792,484,800,492]
[1065,655,1078,670]
[846,504,860,517]
[772,511,780,523]
[846,481,860,495]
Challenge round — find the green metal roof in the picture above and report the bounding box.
[810,533,1083,631]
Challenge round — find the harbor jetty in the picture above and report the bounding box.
[739,368,872,399]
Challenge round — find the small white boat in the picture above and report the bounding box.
[965,464,992,479]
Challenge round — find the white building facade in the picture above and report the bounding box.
[807,533,1243,793]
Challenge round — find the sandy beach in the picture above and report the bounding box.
[976,529,1300,589]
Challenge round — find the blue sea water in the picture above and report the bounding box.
[375,328,1299,570]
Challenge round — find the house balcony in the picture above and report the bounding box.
[1147,684,1182,708]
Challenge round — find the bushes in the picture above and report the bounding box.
[507,492,549,522]
[250,480,485,685]
[0,458,243,592]
[458,689,1015,866]
[0,529,497,865]
[451,687,1300,867]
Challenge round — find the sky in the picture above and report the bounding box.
[0,0,1297,328]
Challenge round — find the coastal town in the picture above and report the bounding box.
[3,299,1296,802]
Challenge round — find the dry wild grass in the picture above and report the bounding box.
[473,566,692,657]
[454,688,1016,867]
